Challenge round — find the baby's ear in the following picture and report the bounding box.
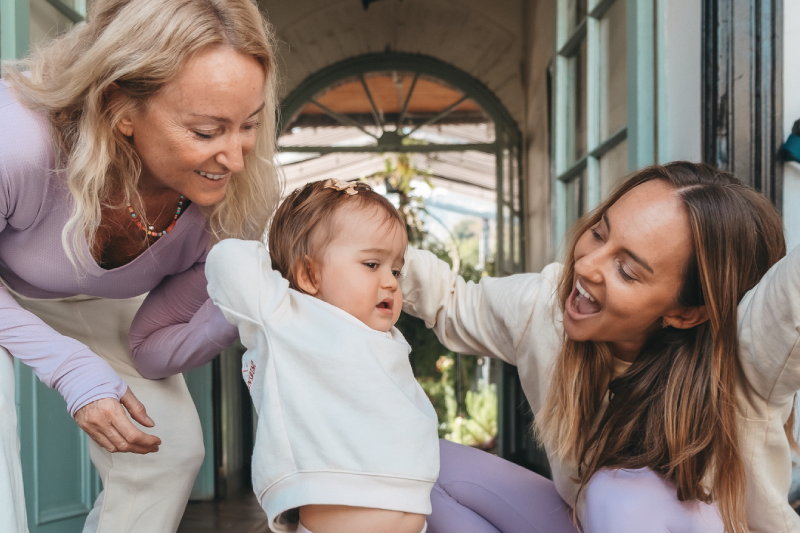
[294,256,319,296]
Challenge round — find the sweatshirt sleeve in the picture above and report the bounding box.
[205,239,289,327]
[400,247,559,366]
[737,244,800,408]
[0,89,127,416]
[129,262,240,379]
[129,239,289,379]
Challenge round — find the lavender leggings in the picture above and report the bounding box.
[428,440,724,533]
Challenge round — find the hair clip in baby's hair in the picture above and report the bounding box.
[323,179,359,195]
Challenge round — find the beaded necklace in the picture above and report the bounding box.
[127,195,184,238]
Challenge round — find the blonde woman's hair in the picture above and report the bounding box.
[537,162,787,533]
[3,0,282,267]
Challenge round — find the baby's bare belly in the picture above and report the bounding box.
[299,504,426,533]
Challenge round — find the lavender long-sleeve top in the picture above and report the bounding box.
[0,80,238,416]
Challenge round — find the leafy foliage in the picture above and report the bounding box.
[367,154,498,448]
[417,357,497,445]
[396,239,497,447]
[364,153,433,244]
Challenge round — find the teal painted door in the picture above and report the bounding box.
[185,363,216,500]
[15,360,100,533]
[6,1,101,528]
[16,361,216,532]
[4,0,216,524]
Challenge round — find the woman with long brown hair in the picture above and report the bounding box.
[400,161,796,532]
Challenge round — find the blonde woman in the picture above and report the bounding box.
[400,162,798,533]
[0,0,280,531]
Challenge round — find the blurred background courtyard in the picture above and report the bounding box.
[2,0,799,530]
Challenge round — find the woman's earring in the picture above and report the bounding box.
[662,317,670,329]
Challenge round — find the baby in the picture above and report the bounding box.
[206,179,440,533]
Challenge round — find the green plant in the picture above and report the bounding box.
[417,354,498,445]
[448,383,498,446]
[365,153,433,245]
[366,155,498,446]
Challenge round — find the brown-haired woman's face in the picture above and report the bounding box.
[563,180,694,361]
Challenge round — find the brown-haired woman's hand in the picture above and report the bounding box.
[74,388,161,454]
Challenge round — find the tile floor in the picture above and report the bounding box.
[178,493,270,533]
[178,494,800,531]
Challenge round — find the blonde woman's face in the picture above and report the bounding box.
[121,45,265,205]
[563,180,695,361]
[311,207,407,332]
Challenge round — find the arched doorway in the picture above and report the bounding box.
[276,52,529,460]
[277,52,524,278]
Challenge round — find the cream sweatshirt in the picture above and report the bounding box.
[400,245,800,533]
[206,239,440,532]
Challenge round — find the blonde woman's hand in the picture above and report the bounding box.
[74,388,161,454]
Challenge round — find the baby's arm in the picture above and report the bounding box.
[204,239,289,327]
[299,505,426,533]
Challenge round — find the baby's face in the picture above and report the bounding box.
[313,207,406,332]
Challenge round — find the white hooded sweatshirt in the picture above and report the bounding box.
[206,239,440,532]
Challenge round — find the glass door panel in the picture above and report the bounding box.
[599,0,627,140]
[599,138,629,200]
[567,39,588,165]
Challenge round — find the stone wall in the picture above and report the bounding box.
[260,0,565,271]
[521,0,555,270]
[261,0,526,131]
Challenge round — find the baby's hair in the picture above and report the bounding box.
[268,180,407,293]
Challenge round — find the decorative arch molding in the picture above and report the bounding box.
[277,51,523,277]
[277,50,528,468]
[279,51,520,140]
